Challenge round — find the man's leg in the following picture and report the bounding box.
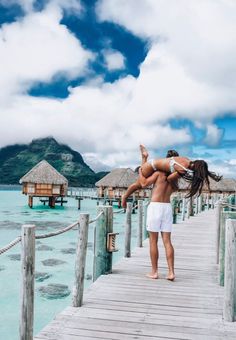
[161,232,175,281]
[147,231,159,279]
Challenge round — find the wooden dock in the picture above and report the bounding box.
[35,209,236,340]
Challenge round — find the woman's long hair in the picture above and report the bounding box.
[181,160,222,198]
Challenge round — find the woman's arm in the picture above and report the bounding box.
[139,168,159,188]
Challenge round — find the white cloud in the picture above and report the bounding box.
[103,49,125,71]
[0,0,236,171]
[0,3,93,103]
[204,124,224,147]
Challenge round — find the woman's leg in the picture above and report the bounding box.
[121,145,153,208]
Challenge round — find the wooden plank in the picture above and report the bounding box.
[35,209,236,340]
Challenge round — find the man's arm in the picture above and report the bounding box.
[139,168,159,188]
[167,172,180,190]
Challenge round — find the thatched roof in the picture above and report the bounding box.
[95,168,138,188]
[19,160,68,185]
[178,177,236,193]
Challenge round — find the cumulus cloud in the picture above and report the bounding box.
[0,3,92,103]
[204,124,224,147]
[97,0,236,119]
[0,0,236,171]
[103,49,125,71]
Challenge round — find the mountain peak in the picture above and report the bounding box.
[0,137,103,186]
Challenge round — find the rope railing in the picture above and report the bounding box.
[89,210,104,224]
[0,210,106,255]
[0,236,21,255]
[36,220,79,239]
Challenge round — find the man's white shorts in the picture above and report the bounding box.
[146,202,173,233]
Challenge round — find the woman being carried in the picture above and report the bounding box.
[122,145,222,208]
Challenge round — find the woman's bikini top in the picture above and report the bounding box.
[169,157,194,176]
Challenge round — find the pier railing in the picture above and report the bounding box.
[0,193,221,339]
[215,197,236,322]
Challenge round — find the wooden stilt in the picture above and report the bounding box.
[28,196,33,208]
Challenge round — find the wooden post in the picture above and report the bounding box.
[219,211,226,286]
[206,194,210,210]
[28,196,33,208]
[216,201,223,264]
[72,214,89,307]
[181,197,186,221]
[223,219,236,322]
[137,200,143,247]
[198,195,202,213]
[124,202,132,257]
[187,199,191,219]
[195,197,198,214]
[143,200,149,239]
[190,196,194,216]
[20,225,35,340]
[172,197,178,224]
[93,206,113,281]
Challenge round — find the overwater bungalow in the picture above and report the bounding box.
[95,168,150,207]
[19,160,68,208]
[177,177,236,196]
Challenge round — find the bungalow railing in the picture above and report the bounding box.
[215,198,236,322]
[0,194,216,339]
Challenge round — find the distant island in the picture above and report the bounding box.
[0,137,108,187]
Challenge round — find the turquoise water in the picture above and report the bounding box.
[0,190,139,340]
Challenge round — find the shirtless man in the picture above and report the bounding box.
[138,148,179,281]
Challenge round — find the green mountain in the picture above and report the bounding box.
[0,137,107,186]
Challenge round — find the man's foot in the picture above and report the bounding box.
[166,273,175,281]
[121,195,127,209]
[140,144,149,160]
[146,272,159,279]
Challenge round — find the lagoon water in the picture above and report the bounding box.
[0,189,139,340]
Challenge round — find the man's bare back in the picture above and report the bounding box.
[151,171,177,202]
[138,168,178,201]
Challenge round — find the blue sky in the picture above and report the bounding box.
[0,0,235,177]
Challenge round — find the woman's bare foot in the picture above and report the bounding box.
[166,273,175,281]
[146,272,159,279]
[140,144,149,161]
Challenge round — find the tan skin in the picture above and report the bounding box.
[121,145,192,208]
[139,168,179,281]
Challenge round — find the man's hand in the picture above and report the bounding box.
[121,195,127,208]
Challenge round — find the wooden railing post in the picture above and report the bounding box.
[20,225,35,340]
[72,214,89,307]
[137,200,143,247]
[198,195,202,213]
[93,206,113,281]
[143,200,149,239]
[223,219,236,322]
[216,201,223,264]
[187,199,191,219]
[124,202,132,257]
[181,197,186,221]
[172,197,178,224]
[219,210,226,286]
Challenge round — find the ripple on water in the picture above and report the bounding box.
[37,245,54,251]
[60,248,76,254]
[42,259,67,266]
[7,254,21,261]
[35,272,52,282]
[0,265,6,271]
[0,221,21,230]
[38,284,70,299]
